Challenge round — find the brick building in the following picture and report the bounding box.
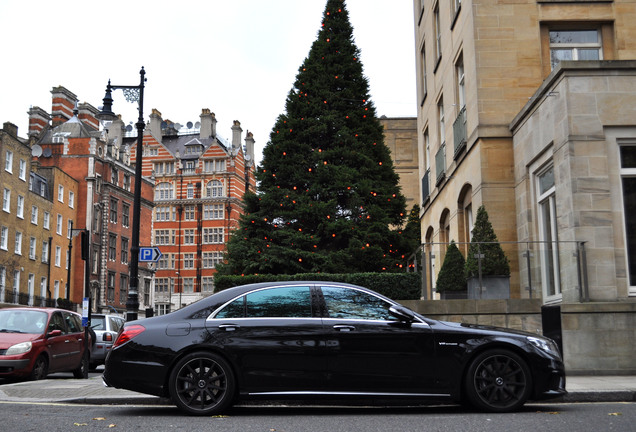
[30,87,155,314]
[121,108,255,313]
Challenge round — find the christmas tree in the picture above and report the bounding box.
[218,0,407,275]
[465,205,511,278]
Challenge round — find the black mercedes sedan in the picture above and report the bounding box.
[103,281,566,415]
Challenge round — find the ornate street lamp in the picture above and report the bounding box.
[97,67,146,321]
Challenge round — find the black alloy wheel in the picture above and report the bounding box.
[465,349,532,412]
[168,352,236,415]
[30,355,48,381]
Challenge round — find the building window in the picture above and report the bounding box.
[184,205,195,221]
[122,203,130,227]
[155,230,175,245]
[184,229,195,245]
[55,246,61,267]
[203,251,223,269]
[109,234,117,261]
[183,278,194,293]
[31,206,38,225]
[204,159,226,173]
[155,182,174,200]
[619,144,636,290]
[29,237,36,260]
[451,0,461,25]
[187,184,194,199]
[120,274,128,303]
[69,191,74,208]
[107,272,115,301]
[54,280,60,299]
[58,185,64,202]
[536,165,561,300]
[433,2,442,68]
[549,29,602,70]
[206,180,224,198]
[438,96,445,146]
[156,206,172,221]
[157,254,172,270]
[121,237,128,264]
[110,198,118,223]
[67,220,73,239]
[123,174,131,192]
[183,253,195,269]
[203,227,224,244]
[4,150,13,173]
[44,211,50,230]
[16,195,24,219]
[419,44,427,104]
[0,226,7,250]
[203,204,224,220]
[18,159,26,181]
[42,240,49,263]
[155,278,170,293]
[3,188,10,212]
[56,214,63,235]
[202,277,214,292]
[14,231,22,255]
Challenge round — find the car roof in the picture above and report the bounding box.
[0,307,80,315]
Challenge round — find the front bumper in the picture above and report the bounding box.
[0,358,31,376]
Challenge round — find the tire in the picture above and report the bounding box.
[464,349,532,413]
[168,352,236,416]
[73,351,89,379]
[30,355,48,381]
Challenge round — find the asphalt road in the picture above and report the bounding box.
[0,401,633,432]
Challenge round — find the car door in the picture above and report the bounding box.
[318,285,441,394]
[62,312,84,368]
[45,311,70,372]
[206,285,327,393]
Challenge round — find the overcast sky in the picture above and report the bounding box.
[0,0,416,163]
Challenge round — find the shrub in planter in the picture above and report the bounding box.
[435,241,467,297]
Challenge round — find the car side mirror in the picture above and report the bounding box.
[47,329,62,338]
[389,305,416,323]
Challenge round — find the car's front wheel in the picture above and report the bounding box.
[30,355,48,381]
[465,349,532,412]
[168,351,236,415]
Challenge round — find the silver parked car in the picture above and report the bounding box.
[89,314,124,370]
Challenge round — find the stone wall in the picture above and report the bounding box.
[401,298,636,375]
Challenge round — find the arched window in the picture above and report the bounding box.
[206,180,224,198]
[155,182,174,201]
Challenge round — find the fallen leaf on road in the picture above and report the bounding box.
[73,423,88,426]
[93,417,106,421]
[108,424,117,428]
[608,412,622,416]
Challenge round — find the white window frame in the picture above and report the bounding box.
[4,150,13,173]
[16,195,24,219]
[31,205,38,225]
[29,237,37,260]
[55,246,61,267]
[549,29,603,70]
[56,214,63,235]
[618,141,636,295]
[18,159,26,181]
[0,226,8,250]
[3,188,10,213]
[58,185,64,202]
[14,231,22,255]
[69,191,74,208]
[43,211,50,230]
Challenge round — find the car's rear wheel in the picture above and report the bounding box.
[73,351,89,378]
[168,351,236,415]
[30,355,48,381]
[465,349,532,412]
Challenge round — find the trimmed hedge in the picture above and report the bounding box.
[214,272,422,301]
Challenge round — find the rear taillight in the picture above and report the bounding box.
[103,333,113,342]
[113,324,145,348]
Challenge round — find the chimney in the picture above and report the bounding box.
[2,122,19,138]
[51,86,78,127]
[28,106,50,138]
[244,131,255,167]
[200,109,216,139]
[78,102,100,131]
[105,115,125,157]
[149,109,163,142]
[231,120,242,151]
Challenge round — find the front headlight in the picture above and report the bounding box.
[527,336,560,358]
[5,341,32,355]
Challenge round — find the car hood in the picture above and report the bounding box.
[437,320,536,338]
[0,332,42,349]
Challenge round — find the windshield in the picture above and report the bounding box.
[0,310,48,334]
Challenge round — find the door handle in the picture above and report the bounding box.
[219,324,239,332]
[333,325,356,332]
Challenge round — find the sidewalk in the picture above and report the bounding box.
[0,375,635,405]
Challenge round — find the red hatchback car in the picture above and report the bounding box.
[0,307,89,380]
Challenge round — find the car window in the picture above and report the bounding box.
[64,312,82,333]
[109,317,124,332]
[0,310,47,334]
[48,312,66,333]
[321,286,393,321]
[215,286,313,318]
[91,316,106,330]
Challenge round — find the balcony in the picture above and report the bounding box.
[453,107,467,159]
[435,144,446,185]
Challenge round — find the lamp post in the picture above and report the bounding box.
[97,67,146,322]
